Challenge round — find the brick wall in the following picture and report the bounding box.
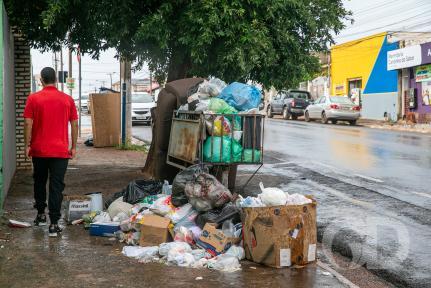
[14,32,31,169]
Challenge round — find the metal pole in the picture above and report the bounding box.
[68,47,72,96]
[54,51,58,89]
[149,70,153,97]
[60,47,64,92]
[120,58,132,144]
[78,50,82,137]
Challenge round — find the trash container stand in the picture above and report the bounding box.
[167,111,265,192]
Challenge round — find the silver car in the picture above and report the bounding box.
[304,96,361,125]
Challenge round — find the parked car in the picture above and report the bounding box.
[267,90,312,120]
[132,93,156,125]
[304,96,361,125]
[74,94,89,113]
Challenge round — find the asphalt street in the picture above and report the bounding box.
[132,118,431,287]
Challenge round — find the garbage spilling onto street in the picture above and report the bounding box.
[68,78,317,272]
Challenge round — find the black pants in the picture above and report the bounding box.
[32,158,69,224]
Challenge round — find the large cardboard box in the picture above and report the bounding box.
[90,93,121,147]
[242,198,317,268]
[139,215,171,247]
[63,195,92,224]
[197,223,241,256]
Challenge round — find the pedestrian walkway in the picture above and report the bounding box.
[359,119,431,134]
[0,141,348,288]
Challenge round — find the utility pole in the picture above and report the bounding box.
[60,47,64,92]
[78,47,82,137]
[68,46,73,96]
[54,51,58,89]
[149,70,153,98]
[120,58,132,145]
[107,72,116,89]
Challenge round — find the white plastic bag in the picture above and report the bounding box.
[286,193,312,205]
[258,182,287,206]
[93,211,111,223]
[225,245,245,260]
[168,203,194,224]
[195,101,209,112]
[191,249,206,261]
[236,195,265,208]
[173,226,194,244]
[113,212,129,222]
[199,78,227,97]
[191,257,209,269]
[150,196,173,216]
[159,241,192,257]
[208,255,241,272]
[122,246,159,260]
[107,197,133,218]
[168,251,195,267]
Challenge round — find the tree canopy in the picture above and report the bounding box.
[6,0,350,88]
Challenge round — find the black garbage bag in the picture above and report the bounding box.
[172,165,207,207]
[84,136,94,147]
[195,202,241,229]
[122,180,163,204]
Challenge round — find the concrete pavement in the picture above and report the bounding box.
[0,142,350,288]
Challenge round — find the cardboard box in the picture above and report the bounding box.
[139,215,171,247]
[90,93,121,147]
[63,195,92,223]
[242,198,317,268]
[197,223,240,256]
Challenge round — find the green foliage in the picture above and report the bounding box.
[116,142,149,152]
[5,0,350,89]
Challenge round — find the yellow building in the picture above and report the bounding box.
[330,33,399,120]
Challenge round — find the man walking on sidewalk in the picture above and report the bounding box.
[23,67,78,237]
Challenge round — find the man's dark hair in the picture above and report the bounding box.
[40,67,56,85]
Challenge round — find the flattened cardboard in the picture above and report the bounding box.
[139,215,171,247]
[90,93,121,147]
[242,197,317,268]
[197,223,240,255]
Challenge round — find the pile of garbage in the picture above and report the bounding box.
[68,164,313,272]
[65,79,317,272]
[178,79,263,163]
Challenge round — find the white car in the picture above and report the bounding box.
[74,94,89,112]
[304,96,361,125]
[132,93,156,125]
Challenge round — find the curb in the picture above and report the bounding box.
[317,260,360,288]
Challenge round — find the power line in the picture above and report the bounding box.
[354,0,403,15]
[336,8,431,40]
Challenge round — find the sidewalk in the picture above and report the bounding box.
[0,142,349,288]
[359,119,431,134]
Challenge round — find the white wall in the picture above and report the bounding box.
[2,6,16,199]
[361,92,399,121]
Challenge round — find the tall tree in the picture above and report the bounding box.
[5,0,350,88]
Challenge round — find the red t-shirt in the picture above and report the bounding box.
[23,86,78,158]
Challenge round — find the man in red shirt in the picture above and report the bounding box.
[24,67,78,237]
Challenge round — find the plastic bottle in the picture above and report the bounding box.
[162,180,172,195]
[222,219,235,237]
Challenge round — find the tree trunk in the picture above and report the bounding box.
[167,49,191,82]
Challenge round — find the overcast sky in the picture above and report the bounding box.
[31,0,431,97]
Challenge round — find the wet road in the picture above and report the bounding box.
[131,118,431,286]
[264,119,431,209]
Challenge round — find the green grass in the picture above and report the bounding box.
[116,142,149,152]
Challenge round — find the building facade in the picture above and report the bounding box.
[387,41,431,123]
[330,33,399,120]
